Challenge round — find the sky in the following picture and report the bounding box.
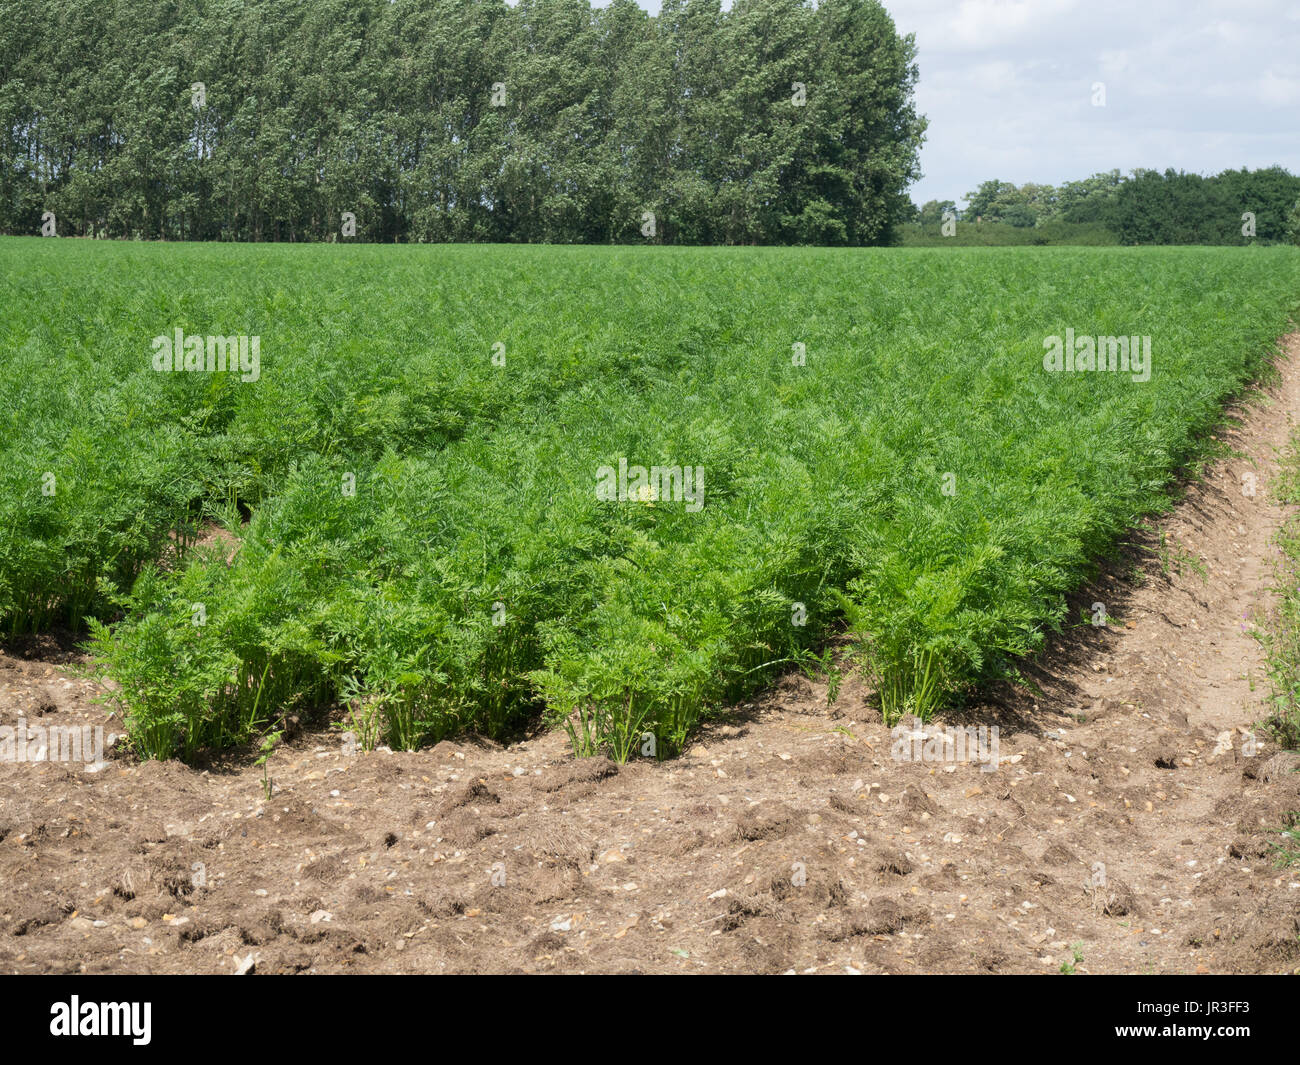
[590,0,1300,208]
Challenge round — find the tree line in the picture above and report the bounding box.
[0,0,927,245]
[913,166,1300,245]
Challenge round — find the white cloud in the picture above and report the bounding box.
[1257,70,1300,107]
[886,0,1300,204]
[944,0,1080,52]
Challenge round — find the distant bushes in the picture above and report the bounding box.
[900,221,1119,247]
[913,166,1300,246]
[1087,168,1300,245]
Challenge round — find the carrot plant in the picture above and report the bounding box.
[2,238,1299,760]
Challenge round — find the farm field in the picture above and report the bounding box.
[3,238,1300,763]
[2,331,1300,974]
[3,239,1300,977]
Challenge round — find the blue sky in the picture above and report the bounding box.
[589,0,1300,208]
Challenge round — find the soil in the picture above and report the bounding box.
[3,335,1300,975]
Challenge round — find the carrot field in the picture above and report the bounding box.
[3,237,1299,760]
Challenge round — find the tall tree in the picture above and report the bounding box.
[0,0,927,245]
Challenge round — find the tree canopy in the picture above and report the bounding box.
[0,0,927,244]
